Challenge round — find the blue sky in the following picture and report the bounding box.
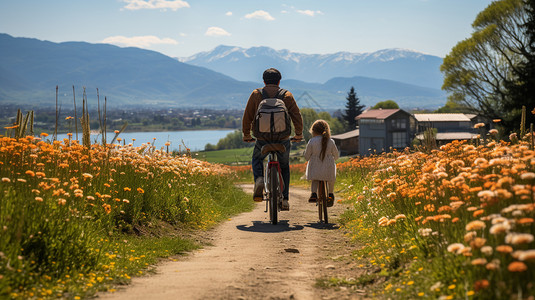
[0,0,492,58]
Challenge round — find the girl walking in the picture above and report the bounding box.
[304,120,339,206]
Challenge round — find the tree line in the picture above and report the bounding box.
[441,0,535,133]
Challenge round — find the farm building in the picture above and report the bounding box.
[356,109,414,155]
[331,129,359,156]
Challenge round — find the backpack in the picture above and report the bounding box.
[252,88,292,141]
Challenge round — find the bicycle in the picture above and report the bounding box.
[246,138,299,225]
[316,181,328,224]
[261,143,286,225]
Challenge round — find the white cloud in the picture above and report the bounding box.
[101,35,178,47]
[225,11,233,16]
[122,0,190,11]
[244,10,275,21]
[297,10,323,17]
[205,27,231,37]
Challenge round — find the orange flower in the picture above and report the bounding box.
[471,258,487,265]
[470,237,486,249]
[474,279,489,291]
[517,218,534,225]
[40,132,49,137]
[102,204,112,214]
[137,188,145,194]
[507,261,527,272]
[473,209,484,218]
[466,220,486,231]
[496,245,513,254]
[25,170,35,177]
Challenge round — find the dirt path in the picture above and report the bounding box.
[98,185,365,300]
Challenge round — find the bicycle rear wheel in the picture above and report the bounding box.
[269,166,279,225]
[318,181,328,224]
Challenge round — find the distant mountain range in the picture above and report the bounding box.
[179,45,445,89]
[0,33,447,110]
[0,33,256,108]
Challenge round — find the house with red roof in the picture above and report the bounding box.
[356,108,415,155]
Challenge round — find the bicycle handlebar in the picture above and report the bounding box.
[244,137,303,143]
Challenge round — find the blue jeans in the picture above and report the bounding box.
[252,139,291,200]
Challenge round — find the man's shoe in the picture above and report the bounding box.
[327,193,335,207]
[281,199,290,211]
[253,177,264,202]
[308,192,318,203]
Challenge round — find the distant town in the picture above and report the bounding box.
[0,104,243,134]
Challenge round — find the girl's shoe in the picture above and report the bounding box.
[327,193,335,207]
[308,192,317,203]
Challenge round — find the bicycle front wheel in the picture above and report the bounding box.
[269,166,279,225]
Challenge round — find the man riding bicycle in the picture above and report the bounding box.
[242,68,303,210]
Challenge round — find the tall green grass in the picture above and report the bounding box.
[0,136,252,299]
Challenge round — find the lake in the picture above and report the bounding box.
[57,129,236,151]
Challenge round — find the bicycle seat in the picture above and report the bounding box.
[261,143,286,155]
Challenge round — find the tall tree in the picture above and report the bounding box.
[505,0,535,130]
[441,0,532,132]
[342,86,364,131]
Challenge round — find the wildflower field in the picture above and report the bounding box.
[0,135,253,299]
[336,138,535,299]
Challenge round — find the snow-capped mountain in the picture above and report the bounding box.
[180,45,444,89]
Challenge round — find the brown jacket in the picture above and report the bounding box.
[242,84,303,141]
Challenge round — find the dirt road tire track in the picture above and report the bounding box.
[98,185,364,300]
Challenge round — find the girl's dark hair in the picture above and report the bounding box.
[309,120,331,161]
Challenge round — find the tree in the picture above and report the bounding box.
[505,0,535,130]
[300,108,344,141]
[341,87,365,131]
[434,99,472,113]
[441,0,533,132]
[372,100,399,109]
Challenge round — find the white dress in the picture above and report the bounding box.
[304,136,339,182]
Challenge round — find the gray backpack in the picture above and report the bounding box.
[252,88,292,141]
